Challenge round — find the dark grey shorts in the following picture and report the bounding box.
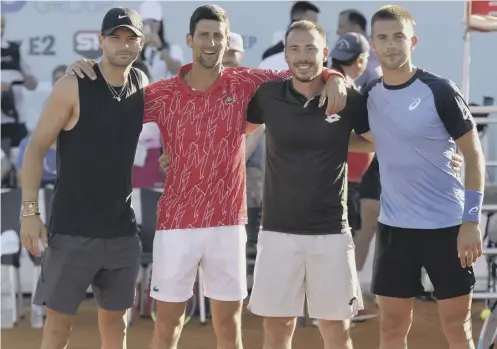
[33,234,141,315]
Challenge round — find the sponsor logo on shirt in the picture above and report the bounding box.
[409,98,422,110]
[462,105,471,120]
[325,114,341,124]
[468,206,479,215]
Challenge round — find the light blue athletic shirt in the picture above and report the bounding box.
[364,69,475,229]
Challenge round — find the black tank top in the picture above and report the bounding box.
[49,65,145,238]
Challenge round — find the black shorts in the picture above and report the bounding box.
[34,234,141,315]
[371,223,476,300]
[359,156,381,201]
[347,182,361,233]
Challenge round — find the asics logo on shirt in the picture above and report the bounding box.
[409,98,422,110]
[468,206,479,215]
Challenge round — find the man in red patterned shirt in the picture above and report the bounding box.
[67,5,347,348]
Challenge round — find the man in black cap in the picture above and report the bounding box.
[330,32,373,244]
[330,31,381,323]
[20,7,148,349]
[330,32,371,86]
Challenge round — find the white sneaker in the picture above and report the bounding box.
[352,309,378,322]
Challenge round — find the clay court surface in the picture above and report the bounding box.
[1,299,486,349]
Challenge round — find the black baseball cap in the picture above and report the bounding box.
[101,7,144,37]
[331,32,370,61]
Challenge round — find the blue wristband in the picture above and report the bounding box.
[462,190,483,223]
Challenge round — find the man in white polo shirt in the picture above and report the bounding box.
[258,50,287,70]
[222,32,245,68]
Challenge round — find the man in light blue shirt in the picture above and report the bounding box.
[358,5,485,349]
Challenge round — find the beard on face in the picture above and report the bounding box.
[198,55,219,69]
[378,52,409,71]
[196,48,223,69]
[289,60,320,82]
[107,51,137,68]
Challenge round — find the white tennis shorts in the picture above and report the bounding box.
[248,230,363,320]
[150,225,247,302]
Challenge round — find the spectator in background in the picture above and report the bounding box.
[1,148,12,184]
[223,33,266,248]
[245,126,265,249]
[335,10,383,321]
[132,58,151,80]
[1,13,38,147]
[331,32,373,236]
[336,9,381,92]
[15,65,66,188]
[330,34,378,323]
[132,1,182,189]
[139,1,184,82]
[261,1,320,60]
[222,32,244,68]
[132,121,164,189]
[330,33,370,87]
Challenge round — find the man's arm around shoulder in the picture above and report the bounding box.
[22,75,78,201]
[342,87,375,148]
[245,85,267,134]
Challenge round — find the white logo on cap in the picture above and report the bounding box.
[335,38,350,50]
[118,15,128,19]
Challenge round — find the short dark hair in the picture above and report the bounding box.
[371,5,416,28]
[330,56,360,71]
[290,1,320,21]
[285,20,326,43]
[340,9,367,33]
[189,5,230,36]
[52,65,68,77]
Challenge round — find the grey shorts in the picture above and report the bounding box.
[33,234,141,315]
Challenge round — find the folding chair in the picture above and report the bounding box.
[26,187,52,328]
[128,188,211,325]
[1,189,23,326]
[474,185,497,349]
[134,188,161,321]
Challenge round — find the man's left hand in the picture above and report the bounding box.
[457,222,482,268]
[158,154,170,175]
[451,153,463,175]
[319,75,347,116]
